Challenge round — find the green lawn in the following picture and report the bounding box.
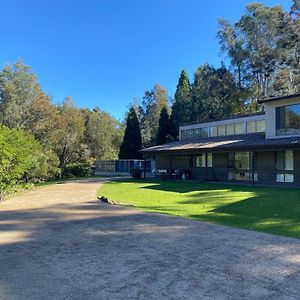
[98,179,300,239]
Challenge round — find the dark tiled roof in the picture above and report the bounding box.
[258,93,300,104]
[140,134,300,154]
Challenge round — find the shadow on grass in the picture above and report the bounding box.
[106,178,300,239]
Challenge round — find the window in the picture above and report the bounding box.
[247,121,256,133]
[192,154,205,168]
[276,104,300,136]
[276,173,294,183]
[210,126,218,137]
[217,125,226,136]
[256,120,265,132]
[226,124,235,135]
[181,130,188,140]
[276,150,294,183]
[228,152,235,168]
[194,128,201,139]
[228,152,256,182]
[276,150,294,171]
[187,129,194,139]
[201,127,209,138]
[234,152,250,170]
[192,153,212,168]
[234,122,245,135]
[193,155,205,168]
[207,153,213,167]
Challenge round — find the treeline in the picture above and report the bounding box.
[120,1,300,157]
[1,1,299,194]
[0,61,123,197]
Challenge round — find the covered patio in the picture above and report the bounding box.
[141,133,300,185]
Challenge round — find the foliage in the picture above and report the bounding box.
[156,107,170,145]
[83,107,123,161]
[191,64,242,122]
[170,70,192,138]
[140,83,169,147]
[62,162,93,178]
[99,179,300,239]
[0,59,43,128]
[0,125,46,199]
[119,107,143,159]
[0,60,124,189]
[130,168,143,179]
[218,2,300,108]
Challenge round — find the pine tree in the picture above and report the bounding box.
[156,107,170,145]
[170,70,192,139]
[119,107,142,159]
[140,83,169,147]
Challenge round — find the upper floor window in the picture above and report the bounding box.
[210,126,218,137]
[226,124,235,135]
[276,104,300,136]
[180,119,265,141]
[246,120,265,133]
[217,125,226,136]
[234,122,245,135]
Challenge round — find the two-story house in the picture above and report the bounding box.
[141,93,300,185]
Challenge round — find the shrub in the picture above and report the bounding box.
[130,168,143,179]
[63,163,92,178]
[0,125,46,199]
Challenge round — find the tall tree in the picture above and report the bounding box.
[84,107,123,161]
[156,107,170,145]
[218,3,298,106]
[191,64,241,122]
[54,97,85,169]
[140,83,168,147]
[280,0,300,93]
[119,107,142,159]
[0,60,43,128]
[170,70,192,139]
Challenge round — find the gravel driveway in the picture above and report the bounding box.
[0,178,300,300]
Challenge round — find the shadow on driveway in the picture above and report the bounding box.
[0,179,300,299]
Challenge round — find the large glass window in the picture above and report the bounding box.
[181,119,265,141]
[276,104,300,136]
[276,150,294,171]
[276,150,294,183]
[234,152,250,170]
[228,151,256,182]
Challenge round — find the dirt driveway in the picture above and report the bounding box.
[0,178,300,299]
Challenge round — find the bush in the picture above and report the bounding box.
[130,168,143,179]
[63,163,93,178]
[0,125,46,199]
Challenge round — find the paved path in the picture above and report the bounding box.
[0,178,300,300]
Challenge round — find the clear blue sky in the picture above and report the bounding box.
[0,0,292,120]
